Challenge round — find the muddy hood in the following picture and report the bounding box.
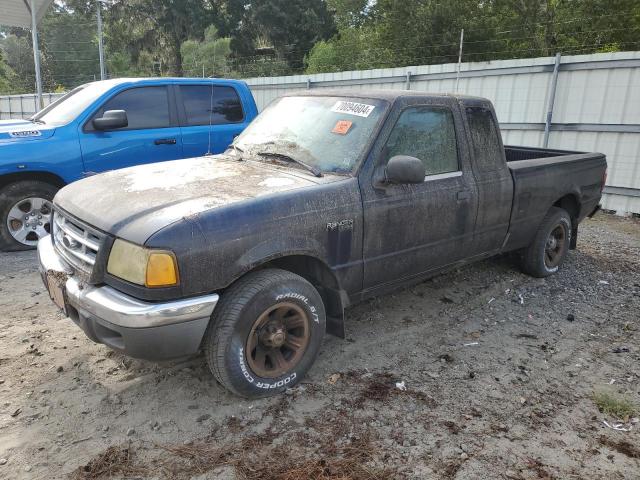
[54,155,328,244]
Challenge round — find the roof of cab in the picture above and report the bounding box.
[282,88,489,103]
[81,77,249,88]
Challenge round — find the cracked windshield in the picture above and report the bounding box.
[233,96,387,174]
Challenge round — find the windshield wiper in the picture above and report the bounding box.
[256,151,323,177]
[31,118,45,125]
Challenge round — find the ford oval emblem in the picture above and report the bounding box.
[62,235,80,250]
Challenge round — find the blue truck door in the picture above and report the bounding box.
[78,85,184,174]
[177,84,248,157]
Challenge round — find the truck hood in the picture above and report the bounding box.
[55,155,337,244]
[0,120,56,143]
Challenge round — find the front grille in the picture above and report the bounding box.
[52,210,104,274]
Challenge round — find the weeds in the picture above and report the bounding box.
[592,389,638,419]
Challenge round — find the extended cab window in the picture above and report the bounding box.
[88,86,170,131]
[385,106,458,176]
[466,107,503,171]
[180,85,244,126]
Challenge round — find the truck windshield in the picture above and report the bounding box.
[234,96,387,174]
[31,82,115,126]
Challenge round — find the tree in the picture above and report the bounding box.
[0,49,17,94]
[107,0,221,76]
[181,26,232,77]
[230,0,336,72]
[40,3,101,88]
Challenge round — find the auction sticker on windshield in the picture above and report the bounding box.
[331,120,353,135]
[331,101,376,118]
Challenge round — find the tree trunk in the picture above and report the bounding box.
[171,30,184,76]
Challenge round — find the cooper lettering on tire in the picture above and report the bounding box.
[203,268,326,398]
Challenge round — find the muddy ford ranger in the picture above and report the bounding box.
[38,91,606,398]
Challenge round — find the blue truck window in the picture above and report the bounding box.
[90,86,170,131]
[181,85,244,126]
[385,106,459,176]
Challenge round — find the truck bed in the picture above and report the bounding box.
[505,145,582,162]
[503,145,606,252]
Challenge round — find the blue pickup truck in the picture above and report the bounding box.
[0,77,258,251]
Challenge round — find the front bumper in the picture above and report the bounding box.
[37,235,219,360]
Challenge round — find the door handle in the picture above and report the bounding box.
[154,138,177,145]
[457,191,471,201]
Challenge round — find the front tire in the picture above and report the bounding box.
[521,207,572,278]
[204,268,326,398]
[0,181,57,251]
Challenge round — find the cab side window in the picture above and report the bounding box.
[89,86,170,131]
[466,107,503,172]
[180,85,244,126]
[385,106,459,177]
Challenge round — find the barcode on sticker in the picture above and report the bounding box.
[331,101,375,118]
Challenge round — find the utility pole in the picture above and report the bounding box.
[96,0,106,80]
[30,0,43,108]
[543,53,562,148]
[455,29,464,93]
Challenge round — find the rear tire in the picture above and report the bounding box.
[0,181,57,252]
[521,207,572,278]
[203,268,326,398]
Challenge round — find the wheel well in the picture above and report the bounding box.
[0,172,66,191]
[553,194,580,249]
[259,255,346,336]
[553,194,580,223]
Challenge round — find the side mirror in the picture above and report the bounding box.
[92,110,128,130]
[385,155,425,184]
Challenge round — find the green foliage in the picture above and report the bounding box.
[181,26,232,77]
[592,389,638,419]
[305,0,640,73]
[0,34,36,94]
[231,0,337,71]
[40,5,101,88]
[0,49,17,94]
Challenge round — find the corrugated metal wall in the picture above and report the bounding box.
[1,51,639,213]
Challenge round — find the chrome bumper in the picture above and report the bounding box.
[37,235,219,360]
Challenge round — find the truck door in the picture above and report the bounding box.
[79,85,184,173]
[462,103,514,255]
[176,84,248,157]
[361,100,478,292]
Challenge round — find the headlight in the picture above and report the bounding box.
[107,239,179,287]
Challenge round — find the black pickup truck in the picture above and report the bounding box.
[38,91,606,398]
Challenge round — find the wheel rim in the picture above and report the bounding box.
[544,223,567,269]
[6,197,53,246]
[245,302,310,379]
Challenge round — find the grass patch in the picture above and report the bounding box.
[592,389,638,419]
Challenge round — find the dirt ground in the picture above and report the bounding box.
[0,213,638,480]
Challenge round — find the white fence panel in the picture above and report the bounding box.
[0,93,64,120]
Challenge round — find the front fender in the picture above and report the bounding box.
[235,235,326,276]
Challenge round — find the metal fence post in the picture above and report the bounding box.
[405,71,412,90]
[543,53,562,148]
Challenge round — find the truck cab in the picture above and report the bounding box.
[0,78,258,251]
